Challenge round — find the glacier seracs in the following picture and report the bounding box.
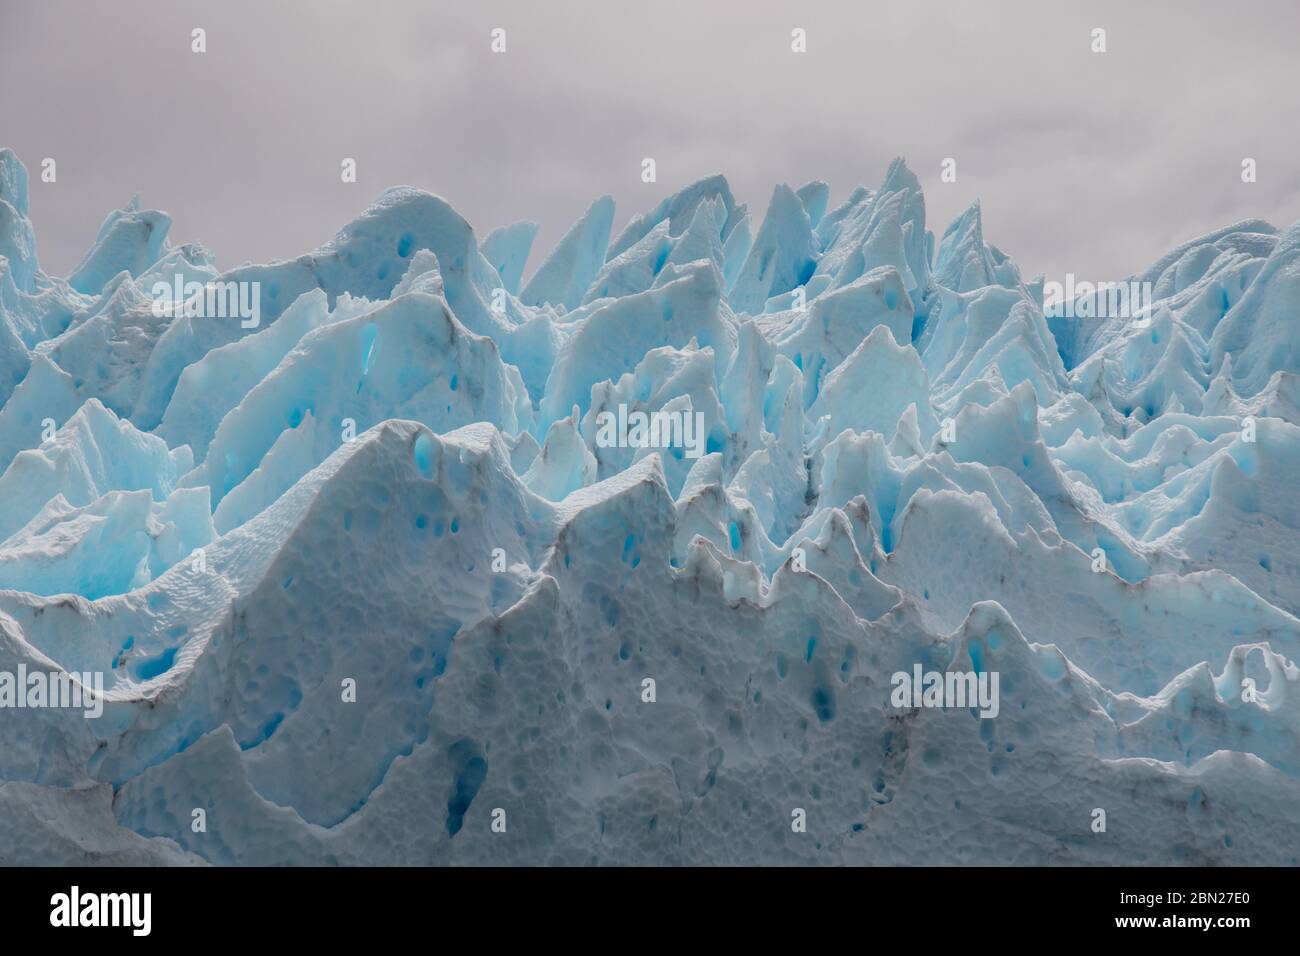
[0,146,1299,865]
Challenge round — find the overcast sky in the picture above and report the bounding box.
[2,0,1297,287]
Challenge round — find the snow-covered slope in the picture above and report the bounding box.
[0,147,1297,865]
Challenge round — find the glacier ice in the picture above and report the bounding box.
[1,147,1299,865]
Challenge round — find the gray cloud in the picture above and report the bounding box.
[2,0,1296,286]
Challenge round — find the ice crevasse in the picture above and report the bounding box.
[1,146,1299,864]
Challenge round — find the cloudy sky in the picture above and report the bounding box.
[2,0,1297,286]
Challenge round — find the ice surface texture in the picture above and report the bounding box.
[1,147,1298,864]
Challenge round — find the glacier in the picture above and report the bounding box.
[0,146,1298,865]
